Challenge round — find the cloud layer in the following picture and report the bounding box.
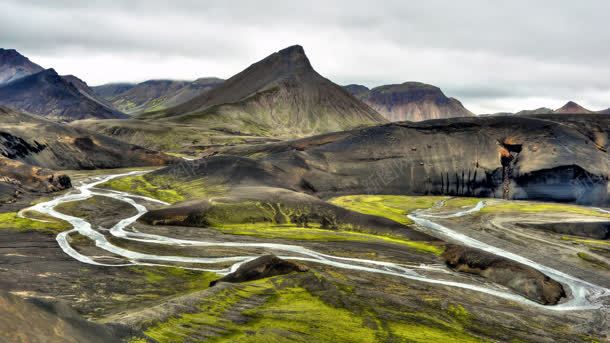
[2,0,610,113]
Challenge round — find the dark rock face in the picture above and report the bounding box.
[347,82,474,122]
[0,68,127,121]
[210,255,309,286]
[442,245,566,305]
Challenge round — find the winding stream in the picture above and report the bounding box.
[25,171,610,311]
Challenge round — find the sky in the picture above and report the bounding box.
[2,0,610,114]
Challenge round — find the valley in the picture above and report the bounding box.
[0,27,609,342]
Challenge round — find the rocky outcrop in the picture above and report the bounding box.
[442,245,566,305]
[210,255,309,286]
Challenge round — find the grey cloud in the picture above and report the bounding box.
[2,0,610,113]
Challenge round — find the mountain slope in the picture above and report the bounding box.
[0,69,127,121]
[0,48,44,85]
[345,82,474,122]
[144,45,386,136]
[0,106,173,170]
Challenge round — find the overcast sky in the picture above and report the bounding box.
[2,0,610,114]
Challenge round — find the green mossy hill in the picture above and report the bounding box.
[137,273,484,343]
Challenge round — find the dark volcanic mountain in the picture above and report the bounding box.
[554,101,593,114]
[144,45,386,136]
[345,82,474,122]
[0,48,44,85]
[93,78,225,114]
[0,69,127,121]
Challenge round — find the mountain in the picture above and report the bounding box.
[0,69,127,121]
[342,84,370,98]
[91,82,136,99]
[143,45,386,135]
[597,108,610,114]
[554,101,593,114]
[74,45,387,152]
[516,107,554,116]
[0,48,44,85]
[345,82,474,122]
[94,77,225,114]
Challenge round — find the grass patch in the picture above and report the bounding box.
[130,265,219,291]
[0,211,70,234]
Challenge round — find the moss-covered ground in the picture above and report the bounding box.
[138,274,484,343]
[213,223,443,255]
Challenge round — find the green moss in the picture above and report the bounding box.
[576,252,609,269]
[142,275,483,343]
[388,321,482,343]
[0,211,70,234]
[329,195,447,225]
[481,201,610,219]
[99,174,226,204]
[561,235,610,247]
[447,303,471,322]
[98,175,185,203]
[213,222,443,255]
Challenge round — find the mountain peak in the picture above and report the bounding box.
[263,45,313,73]
[554,101,593,114]
[0,49,44,84]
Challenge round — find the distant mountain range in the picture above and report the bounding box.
[92,77,225,114]
[488,101,610,116]
[344,82,474,121]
